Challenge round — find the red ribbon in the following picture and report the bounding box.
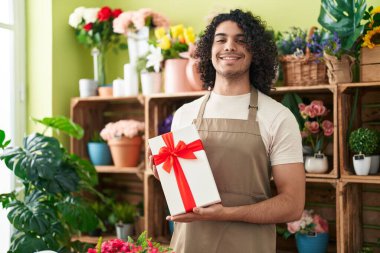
[153,132,204,212]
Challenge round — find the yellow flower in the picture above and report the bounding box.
[170,24,184,39]
[362,26,380,48]
[158,35,171,50]
[154,27,166,40]
[184,27,195,44]
[370,6,380,15]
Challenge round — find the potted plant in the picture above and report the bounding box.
[349,128,379,175]
[68,6,127,87]
[298,100,334,173]
[88,131,112,165]
[0,116,100,252]
[285,209,329,253]
[137,44,164,95]
[369,130,380,174]
[100,119,145,167]
[154,24,197,93]
[87,231,172,253]
[108,202,138,241]
[275,27,328,86]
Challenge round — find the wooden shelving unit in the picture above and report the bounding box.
[70,82,380,252]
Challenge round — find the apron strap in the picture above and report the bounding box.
[248,88,259,122]
[196,90,211,120]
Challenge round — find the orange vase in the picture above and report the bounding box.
[108,136,142,167]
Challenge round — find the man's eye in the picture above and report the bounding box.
[216,39,225,43]
[237,39,246,44]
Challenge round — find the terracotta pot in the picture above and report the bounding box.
[108,136,142,167]
[164,59,193,93]
[98,87,113,97]
[186,58,203,91]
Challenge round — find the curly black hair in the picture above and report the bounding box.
[195,9,278,95]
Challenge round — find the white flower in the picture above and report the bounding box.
[68,12,82,28]
[74,6,85,16]
[146,45,163,73]
[83,8,99,24]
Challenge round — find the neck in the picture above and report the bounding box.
[213,74,251,96]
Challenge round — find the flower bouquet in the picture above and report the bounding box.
[299,100,334,173]
[285,210,329,253]
[100,120,145,167]
[87,231,173,253]
[69,6,126,85]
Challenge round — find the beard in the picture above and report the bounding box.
[215,66,250,80]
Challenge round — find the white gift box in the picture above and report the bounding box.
[148,124,221,216]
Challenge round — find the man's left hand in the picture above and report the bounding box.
[167,203,226,223]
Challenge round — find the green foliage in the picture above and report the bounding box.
[349,128,379,155]
[281,93,304,130]
[0,117,100,253]
[318,0,367,51]
[90,132,105,143]
[162,41,188,60]
[33,116,84,139]
[109,202,137,224]
[0,129,11,149]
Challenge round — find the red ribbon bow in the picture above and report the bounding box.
[153,132,204,212]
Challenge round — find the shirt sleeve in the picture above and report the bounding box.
[170,106,184,131]
[269,108,304,166]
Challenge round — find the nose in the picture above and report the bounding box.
[224,39,236,52]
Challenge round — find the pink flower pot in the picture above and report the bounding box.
[164,59,193,93]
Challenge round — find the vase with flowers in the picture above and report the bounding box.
[137,44,164,95]
[69,6,126,86]
[100,119,145,167]
[155,24,197,92]
[113,8,170,65]
[299,100,334,173]
[360,5,380,82]
[285,210,329,253]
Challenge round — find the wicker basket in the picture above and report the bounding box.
[280,54,327,86]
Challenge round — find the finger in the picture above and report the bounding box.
[193,207,203,215]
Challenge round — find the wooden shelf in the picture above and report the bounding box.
[96,166,143,174]
[272,84,334,93]
[341,174,380,184]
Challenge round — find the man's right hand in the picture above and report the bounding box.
[148,148,160,180]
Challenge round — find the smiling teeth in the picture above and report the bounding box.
[222,57,238,60]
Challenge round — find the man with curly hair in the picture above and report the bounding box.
[149,9,305,252]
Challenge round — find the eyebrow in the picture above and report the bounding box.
[215,33,245,37]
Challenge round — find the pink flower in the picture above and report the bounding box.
[287,219,302,233]
[305,121,320,134]
[322,120,334,136]
[301,131,309,138]
[113,11,134,35]
[310,100,327,117]
[313,214,329,233]
[298,103,306,112]
[100,119,145,141]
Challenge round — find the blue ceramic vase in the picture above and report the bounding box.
[87,142,112,165]
[295,232,329,253]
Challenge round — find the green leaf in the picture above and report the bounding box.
[281,93,304,129]
[66,153,98,187]
[0,133,62,181]
[9,231,49,253]
[0,129,11,149]
[0,192,16,208]
[33,116,84,139]
[57,196,99,232]
[8,196,56,235]
[318,0,367,51]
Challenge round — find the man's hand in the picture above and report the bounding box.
[167,203,226,223]
[147,148,160,180]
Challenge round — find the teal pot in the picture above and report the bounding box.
[87,142,112,165]
[296,232,329,253]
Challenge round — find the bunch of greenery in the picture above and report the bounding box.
[349,128,379,155]
[108,202,138,225]
[0,116,100,253]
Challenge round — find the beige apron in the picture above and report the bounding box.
[170,88,276,253]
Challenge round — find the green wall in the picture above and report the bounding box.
[27,0,380,147]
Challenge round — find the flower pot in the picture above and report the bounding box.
[79,79,98,97]
[164,59,193,93]
[108,136,142,167]
[304,154,328,174]
[98,86,113,97]
[323,53,355,85]
[141,72,162,95]
[295,232,329,253]
[115,223,134,241]
[87,142,112,165]
[186,58,203,91]
[369,155,380,174]
[352,155,371,175]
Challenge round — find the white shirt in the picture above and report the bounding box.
[171,91,303,166]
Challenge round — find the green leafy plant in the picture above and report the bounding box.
[0,116,100,253]
[318,0,367,52]
[349,128,379,155]
[281,93,305,129]
[108,202,138,225]
[90,131,106,143]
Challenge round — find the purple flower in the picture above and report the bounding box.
[158,114,173,135]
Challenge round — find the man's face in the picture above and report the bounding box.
[211,21,252,79]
